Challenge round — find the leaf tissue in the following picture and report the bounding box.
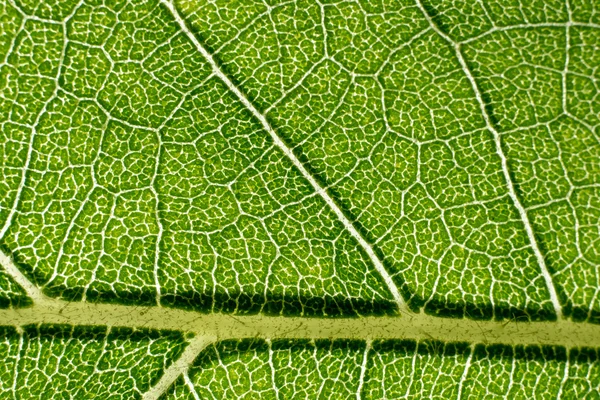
[0,0,599,398]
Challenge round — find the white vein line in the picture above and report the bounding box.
[0,1,81,241]
[265,57,325,114]
[0,4,80,301]
[556,348,570,399]
[184,370,202,400]
[415,0,564,320]
[0,106,46,242]
[151,142,165,307]
[506,348,517,394]
[142,334,215,400]
[356,339,371,400]
[456,344,474,399]
[160,0,408,315]
[10,327,24,400]
[267,339,281,400]
[1,246,598,349]
[0,251,46,303]
[459,21,599,45]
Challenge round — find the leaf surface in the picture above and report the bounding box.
[0,0,599,397]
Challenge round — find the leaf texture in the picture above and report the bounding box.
[0,0,599,397]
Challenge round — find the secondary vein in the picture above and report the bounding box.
[158,0,409,315]
[415,0,565,320]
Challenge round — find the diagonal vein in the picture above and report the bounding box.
[142,334,216,400]
[456,343,474,399]
[0,251,46,304]
[415,0,564,320]
[356,339,371,400]
[159,0,408,315]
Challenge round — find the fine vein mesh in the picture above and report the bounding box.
[0,0,599,397]
[0,0,598,347]
[175,0,600,321]
[0,0,599,321]
[164,338,600,399]
[0,0,395,317]
[0,324,187,399]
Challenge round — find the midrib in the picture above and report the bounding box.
[0,296,599,349]
[2,247,599,400]
[1,249,598,350]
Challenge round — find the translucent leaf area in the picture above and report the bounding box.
[0,0,599,397]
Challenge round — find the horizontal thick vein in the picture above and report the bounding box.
[415,0,564,320]
[159,0,407,313]
[0,298,599,349]
[0,251,599,348]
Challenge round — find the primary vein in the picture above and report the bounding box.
[0,294,598,349]
[1,249,599,362]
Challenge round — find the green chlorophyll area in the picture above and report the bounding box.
[0,0,599,398]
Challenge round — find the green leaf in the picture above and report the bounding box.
[0,325,186,398]
[165,339,600,399]
[0,0,599,397]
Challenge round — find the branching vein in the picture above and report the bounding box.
[415,0,565,320]
[158,0,409,315]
